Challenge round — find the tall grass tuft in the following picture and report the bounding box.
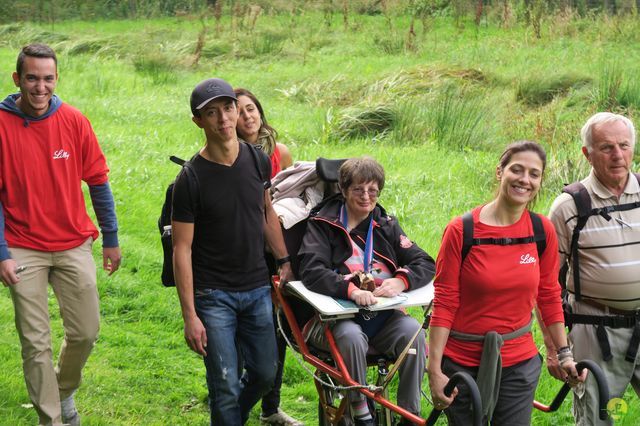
[391,100,432,144]
[516,73,591,107]
[618,79,640,110]
[430,88,489,151]
[331,103,396,140]
[372,32,405,55]
[246,29,288,57]
[67,39,111,56]
[594,63,622,110]
[133,54,178,85]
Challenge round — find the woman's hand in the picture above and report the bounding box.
[561,359,588,387]
[428,369,458,410]
[545,350,568,381]
[350,289,377,306]
[372,277,405,297]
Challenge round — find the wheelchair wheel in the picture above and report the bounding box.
[316,372,348,426]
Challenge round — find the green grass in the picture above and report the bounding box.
[1,10,640,425]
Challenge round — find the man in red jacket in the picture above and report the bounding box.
[0,43,121,426]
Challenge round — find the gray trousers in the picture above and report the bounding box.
[442,354,541,426]
[310,309,426,415]
[569,297,640,426]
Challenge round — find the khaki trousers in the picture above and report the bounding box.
[8,238,99,426]
[569,296,640,426]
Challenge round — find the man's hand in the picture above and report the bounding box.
[103,247,122,275]
[184,315,208,356]
[0,258,19,287]
[278,262,294,286]
[372,278,405,297]
[350,289,377,306]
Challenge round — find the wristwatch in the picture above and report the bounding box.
[276,255,291,266]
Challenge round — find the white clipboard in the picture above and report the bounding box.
[286,280,434,317]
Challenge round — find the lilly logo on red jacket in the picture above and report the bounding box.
[53,149,70,160]
[399,235,413,248]
[520,253,537,265]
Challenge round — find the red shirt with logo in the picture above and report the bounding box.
[431,206,563,367]
[0,103,109,251]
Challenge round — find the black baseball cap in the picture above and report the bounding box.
[190,78,237,116]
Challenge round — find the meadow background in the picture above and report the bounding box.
[1,0,640,424]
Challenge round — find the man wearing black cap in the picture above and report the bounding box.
[171,77,293,425]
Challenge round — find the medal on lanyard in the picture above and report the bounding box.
[340,204,375,273]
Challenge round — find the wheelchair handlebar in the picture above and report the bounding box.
[536,359,610,421]
[426,371,483,426]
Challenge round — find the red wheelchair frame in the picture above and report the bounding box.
[271,278,483,426]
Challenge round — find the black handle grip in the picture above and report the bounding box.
[426,371,483,426]
[546,359,610,420]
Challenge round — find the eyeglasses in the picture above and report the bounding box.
[350,187,380,198]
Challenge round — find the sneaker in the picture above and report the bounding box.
[60,394,81,426]
[260,408,304,426]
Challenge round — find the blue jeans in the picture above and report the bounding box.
[195,285,278,426]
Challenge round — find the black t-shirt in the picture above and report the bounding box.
[172,142,271,291]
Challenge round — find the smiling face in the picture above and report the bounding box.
[343,180,380,221]
[583,120,633,194]
[12,56,58,118]
[496,151,544,208]
[236,95,262,144]
[192,97,239,144]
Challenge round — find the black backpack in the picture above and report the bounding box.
[559,173,640,301]
[460,210,547,263]
[158,143,270,287]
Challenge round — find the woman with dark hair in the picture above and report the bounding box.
[427,141,586,425]
[299,157,436,425]
[235,88,292,178]
[233,88,299,424]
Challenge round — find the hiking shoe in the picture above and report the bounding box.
[260,408,304,426]
[61,394,81,426]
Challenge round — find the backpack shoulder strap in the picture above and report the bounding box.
[562,182,591,220]
[561,181,591,301]
[177,153,201,216]
[527,210,546,257]
[461,211,474,263]
[243,141,271,190]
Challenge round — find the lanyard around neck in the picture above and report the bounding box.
[340,203,375,273]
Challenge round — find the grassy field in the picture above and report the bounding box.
[0,10,639,425]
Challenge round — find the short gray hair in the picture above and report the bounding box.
[581,112,635,152]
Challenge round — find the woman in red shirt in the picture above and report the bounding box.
[427,141,586,425]
[235,88,292,178]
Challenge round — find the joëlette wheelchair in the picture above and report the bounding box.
[270,158,609,425]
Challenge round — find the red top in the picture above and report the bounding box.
[269,146,282,179]
[0,104,109,251]
[431,206,564,367]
